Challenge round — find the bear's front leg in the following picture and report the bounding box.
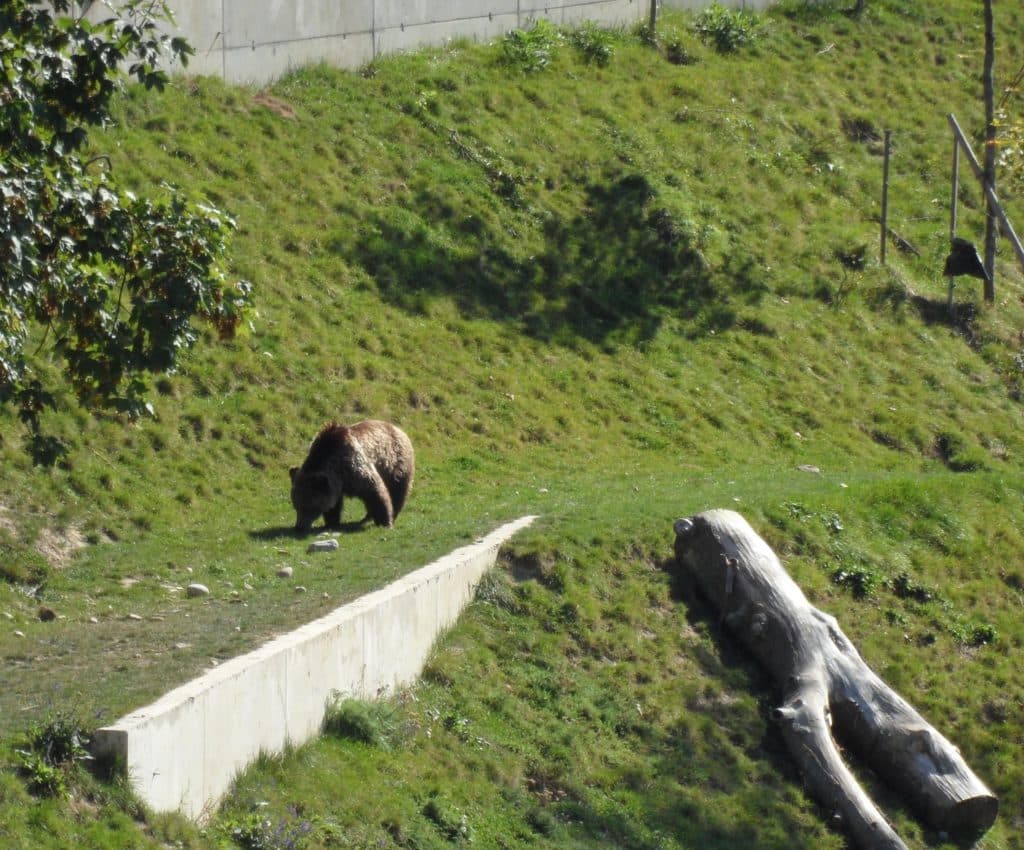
[323,498,343,528]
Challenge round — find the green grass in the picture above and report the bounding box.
[2,0,1024,847]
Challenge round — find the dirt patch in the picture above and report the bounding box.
[1,502,87,571]
[0,504,15,536]
[34,525,87,569]
[253,92,297,119]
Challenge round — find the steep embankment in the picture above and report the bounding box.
[1,2,1022,848]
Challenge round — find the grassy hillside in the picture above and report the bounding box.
[1,1,1024,847]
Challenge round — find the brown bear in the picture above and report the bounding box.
[289,419,414,533]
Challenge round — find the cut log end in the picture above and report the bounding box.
[939,794,998,832]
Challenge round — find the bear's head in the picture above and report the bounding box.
[289,466,339,532]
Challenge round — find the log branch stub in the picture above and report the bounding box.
[672,510,997,849]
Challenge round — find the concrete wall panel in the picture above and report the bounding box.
[222,34,377,84]
[519,0,642,27]
[222,0,374,49]
[374,0,516,28]
[376,18,510,59]
[94,516,536,820]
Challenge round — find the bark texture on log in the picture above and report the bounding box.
[673,510,997,850]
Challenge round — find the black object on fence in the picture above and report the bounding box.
[943,237,990,283]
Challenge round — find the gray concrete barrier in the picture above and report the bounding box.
[81,1,646,83]
[93,515,537,820]
[78,1,773,84]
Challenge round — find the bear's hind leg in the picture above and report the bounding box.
[360,469,396,527]
[362,489,394,527]
[389,477,411,520]
[365,497,393,527]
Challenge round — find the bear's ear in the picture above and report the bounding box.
[289,466,299,482]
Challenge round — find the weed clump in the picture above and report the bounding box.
[15,712,92,797]
[422,793,472,843]
[933,431,989,472]
[323,697,395,748]
[831,563,881,598]
[692,3,762,53]
[569,22,616,66]
[222,809,313,850]
[501,20,563,73]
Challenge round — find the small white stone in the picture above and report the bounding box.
[13,630,25,638]
[186,583,210,598]
[128,613,143,620]
[88,616,99,624]
[277,566,294,579]
[294,586,307,593]
[306,538,339,553]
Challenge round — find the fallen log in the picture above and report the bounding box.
[673,509,997,850]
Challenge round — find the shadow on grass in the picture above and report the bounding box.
[342,173,768,346]
[871,281,980,342]
[910,294,979,339]
[249,520,370,541]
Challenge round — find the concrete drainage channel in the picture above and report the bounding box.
[93,515,537,820]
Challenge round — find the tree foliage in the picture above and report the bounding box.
[0,0,250,460]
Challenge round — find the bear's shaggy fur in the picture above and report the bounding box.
[289,419,414,533]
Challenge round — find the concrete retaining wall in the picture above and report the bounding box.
[92,515,536,820]
[79,1,771,85]
[81,1,644,83]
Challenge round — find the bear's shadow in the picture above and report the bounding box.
[249,521,369,541]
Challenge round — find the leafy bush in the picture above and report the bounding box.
[501,19,563,72]
[663,28,698,65]
[692,3,761,53]
[892,571,935,603]
[569,22,615,66]
[224,811,313,850]
[831,563,882,598]
[950,621,999,648]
